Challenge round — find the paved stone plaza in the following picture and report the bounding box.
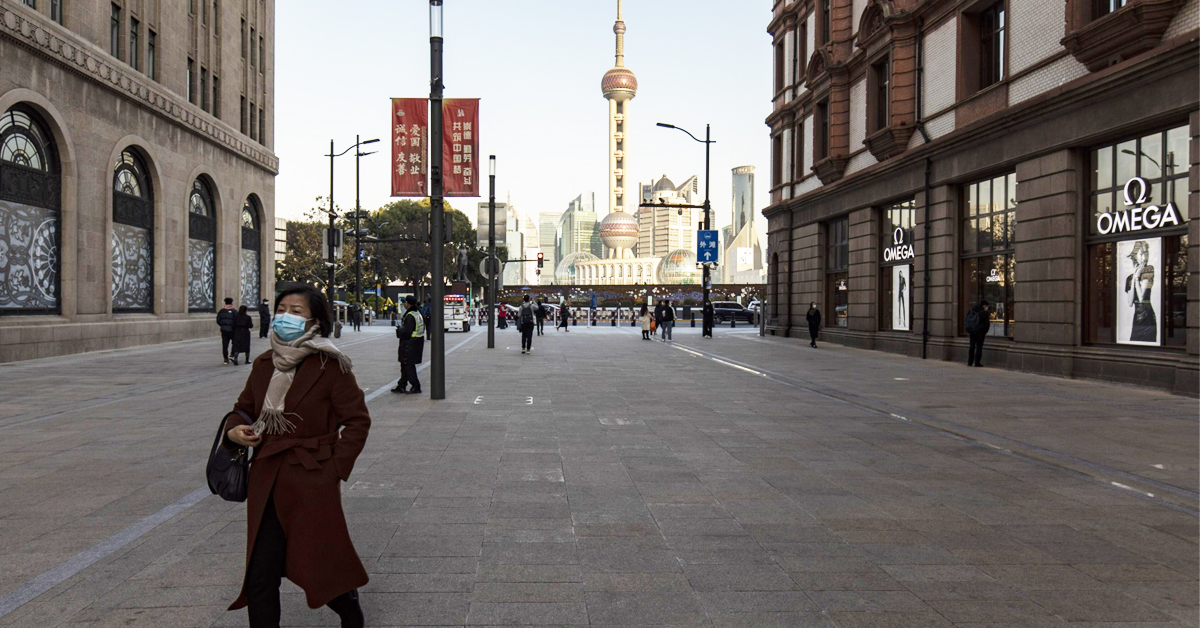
[0,323,1196,627]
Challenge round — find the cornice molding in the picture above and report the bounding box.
[0,1,279,174]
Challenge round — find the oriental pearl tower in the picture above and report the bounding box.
[597,0,639,260]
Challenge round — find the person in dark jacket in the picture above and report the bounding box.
[257,299,271,338]
[350,305,362,332]
[230,305,254,365]
[534,298,547,336]
[518,295,536,354]
[557,304,570,331]
[966,299,991,367]
[806,303,821,348]
[391,296,426,394]
[217,297,237,364]
[659,300,676,342]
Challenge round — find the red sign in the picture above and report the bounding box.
[390,98,428,197]
[443,98,479,197]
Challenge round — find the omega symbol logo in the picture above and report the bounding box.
[893,227,905,246]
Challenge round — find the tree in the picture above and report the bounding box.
[274,196,355,292]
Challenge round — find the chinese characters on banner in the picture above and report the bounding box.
[390,98,428,197]
[443,99,479,197]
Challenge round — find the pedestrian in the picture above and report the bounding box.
[257,299,271,338]
[217,297,237,364]
[222,285,369,628]
[391,295,426,394]
[965,298,991,367]
[497,305,508,329]
[558,305,571,332]
[535,297,547,336]
[806,302,821,348]
[518,295,537,354]
[230,305,254,365]
[653,301,663,334]
[350,304,361,332]
[421,296,432,340]
[639,304,652,340]
[660,300,675,342]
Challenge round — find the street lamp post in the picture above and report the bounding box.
[657,122,715,337]
[488,155,496,349]
[429,0,446,399]
[325,138,378,312]
[354,136,379,323]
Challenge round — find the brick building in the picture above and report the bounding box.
[764,0,1197,393]
[0,0,277,361]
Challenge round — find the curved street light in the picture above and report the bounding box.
[657,121,716,338]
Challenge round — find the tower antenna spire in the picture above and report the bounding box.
[614,0,625,67]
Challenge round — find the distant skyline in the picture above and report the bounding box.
[275,1,771,247]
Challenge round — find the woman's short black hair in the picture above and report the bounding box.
[238,305,248,315]
[274,285,333,337]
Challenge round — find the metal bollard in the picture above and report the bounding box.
[731,317,736,328]
[691,313,696,328]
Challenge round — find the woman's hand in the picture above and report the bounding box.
[227,424,261,447]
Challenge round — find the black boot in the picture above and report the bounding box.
[326,589,364,628]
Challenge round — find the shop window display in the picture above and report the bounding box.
[961,173,1016,337]
[826,217,848,327]
[1086,125,1189,347]
[880,200,915,331]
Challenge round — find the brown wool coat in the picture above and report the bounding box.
[224,349,371,610]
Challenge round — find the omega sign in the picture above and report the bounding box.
[883,227,915,262]
[1097,177,1182,235]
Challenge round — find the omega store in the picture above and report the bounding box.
[767,117,1197,395]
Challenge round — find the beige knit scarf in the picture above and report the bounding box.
[252,327,353,436]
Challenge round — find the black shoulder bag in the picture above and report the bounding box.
[206,409,253,502]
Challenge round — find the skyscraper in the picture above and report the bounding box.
[557,193,600,263]
[732,166,755,235]
[539,212,563,284]
[597,0,639,260]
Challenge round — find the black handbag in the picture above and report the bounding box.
[206,409,253,502]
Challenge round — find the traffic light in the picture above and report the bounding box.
[537,252,544,269]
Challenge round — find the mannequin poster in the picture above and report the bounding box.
[892,265,910,332]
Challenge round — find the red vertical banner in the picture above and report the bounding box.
[390,98,428,197]
[443,98,479,197]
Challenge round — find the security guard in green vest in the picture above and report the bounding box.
[391,295,426,394]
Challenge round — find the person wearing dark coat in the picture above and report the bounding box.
[257,299,271,338]
[391,295,426,394]
[217,297,237,364]
[806,302,821,348]
[223,285,369,628]
[966,299,991,367]
[230,305,254,365]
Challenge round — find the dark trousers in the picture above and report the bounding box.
[968,332,986,366]
[399,360,420,391]
[246,496,359,628]
[259,320,269,338]
[521,324,533,350]
[221,331,234,361]
[536,319,544,335]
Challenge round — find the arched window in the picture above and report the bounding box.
[240,196,262,306]
[111,148,153,312]
[0,105,60,314]
[187,178,216,312]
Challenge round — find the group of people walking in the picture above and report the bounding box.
[639,300,677,341]
[216,298,272,365]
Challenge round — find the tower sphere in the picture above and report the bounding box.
[601,67,637,101]
[598,210,639,250]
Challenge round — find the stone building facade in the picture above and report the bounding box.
[0,0,277,361]
[765,0,1197,393]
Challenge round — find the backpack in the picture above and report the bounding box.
[965,308,982,334]
[520,303,534,326]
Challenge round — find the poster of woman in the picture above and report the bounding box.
[1116,237,1161,346]
[892,265,910,331]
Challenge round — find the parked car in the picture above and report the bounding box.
[711,301,755,323]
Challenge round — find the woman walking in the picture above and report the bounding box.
[223,286,370,628]
[639,304,652,340]
[806,302,821,348]
[230,305,254,365]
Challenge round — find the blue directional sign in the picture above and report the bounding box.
[696,230,720,264]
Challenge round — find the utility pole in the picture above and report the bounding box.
[327,139,336,309]
[428,0,446,399]
[702,123,712,339]
[355,134,362,316]
[488,155,496,349]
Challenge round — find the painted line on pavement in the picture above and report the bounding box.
[0,330,480,619]
[0,487,210,619]
[672,340,1199,516]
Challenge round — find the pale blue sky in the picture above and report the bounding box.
[275,0,772,243]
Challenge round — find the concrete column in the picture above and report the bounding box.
[795,223,821,329]
[914,183,956,356]
[1013,149,1080,373]
[848,207,878,332]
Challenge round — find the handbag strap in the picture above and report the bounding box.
[214,408,254,453]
